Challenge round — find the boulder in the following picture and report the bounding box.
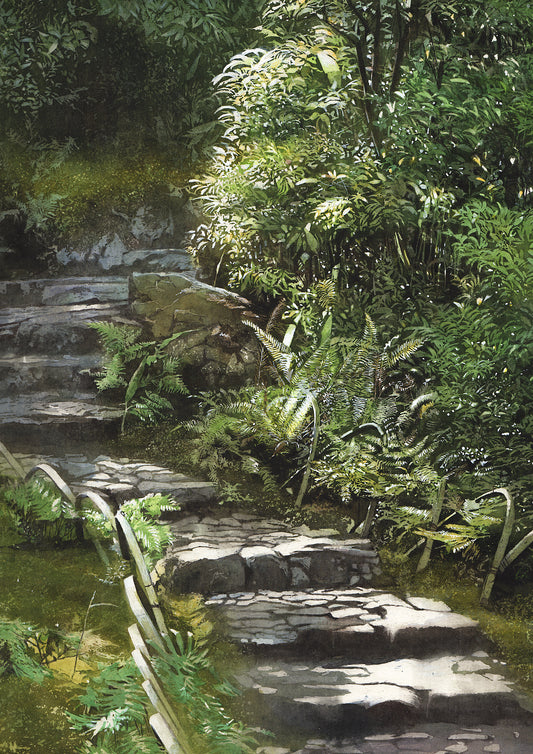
[131,272,261,390]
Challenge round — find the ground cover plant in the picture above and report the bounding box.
[0,468,260,754]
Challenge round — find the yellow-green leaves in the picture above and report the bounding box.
[316,49,341,88]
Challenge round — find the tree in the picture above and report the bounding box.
[192,0,533,287]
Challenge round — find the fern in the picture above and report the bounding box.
[68,659,148,736]
[152,633,260,754]
[89,322,140,354]
[90,323,190,431]
[70,635,260,754]
[0,619,52,682]
[79,735,162,754]
[15,192,65,232]
[2,478,78,544]
[119,494,180,567]
[181,313,427,508]
[244,320,295,380]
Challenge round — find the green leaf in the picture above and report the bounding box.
[316,49,341,86]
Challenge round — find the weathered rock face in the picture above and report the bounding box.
[53,203,196,273]
[131,272,261,390]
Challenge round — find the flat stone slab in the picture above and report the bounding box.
[237,654,524,733]
[205,588,480,659]
[0,393,122,422]
[157,514,380,595]
[122,248,194,272]
[0,394,123,447]
[0,303,135,353]
[276,721,533,754]
[0,353,103,394]
[54,247,194,274]
[0,452,216,507]
[0,277,129,307]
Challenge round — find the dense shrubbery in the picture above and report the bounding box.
[3,0,533,578]
[182,0,533,578]
[0,0,264,243]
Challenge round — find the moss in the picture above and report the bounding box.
[32,148,189,238]
[380,548,533,691]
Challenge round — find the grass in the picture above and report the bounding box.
[0,135,197,246]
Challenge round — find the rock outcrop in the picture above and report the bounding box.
[131,271,260,390]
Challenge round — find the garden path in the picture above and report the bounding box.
[0,256,532,753]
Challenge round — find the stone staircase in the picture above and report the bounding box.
[1,246,532,753]
[0,251,193,449]
[154,513,533,751]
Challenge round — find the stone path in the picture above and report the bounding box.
[0,450,215,508]
[0,250,194,449]
[151,515,533,746]
[275,721,533,753]
[157,513,380,594]
[3,446,532,751]
[204,589,481,656]
[1,245,532,752]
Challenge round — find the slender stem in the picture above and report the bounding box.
[499,529,533,572]
[72,589,96,678]
[295,394,320,507]
[479,488,514,606]
[371,0,382,93]
[417,477,446,572]
[360,498,378,539]
[0,440,25,478]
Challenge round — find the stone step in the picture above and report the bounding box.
[236,652,524,735]
[0,451,217,508]
[0,303,136,354]
[282,721,533,754]
[0,393,122,448]
[55,247,194,274]
[0,277,129,309]
[0,353,102,394]
[157,514,380,595]
[206,589,482,660]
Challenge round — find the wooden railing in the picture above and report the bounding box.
[15,455,192,754]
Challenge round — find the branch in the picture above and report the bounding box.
[499,529,533,572]
[345,0,371,38]
[390,0,422,95]
[313,5,381,154]
[371,0,382,93]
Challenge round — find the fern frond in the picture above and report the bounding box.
[95,353,127,391]
[160,373,189,394]
[315,277,336,309]
[130,393,173,424]
[89,322,140,354]
[384,338,423,368]
[0,619,52,681]
[245,320,294,380]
